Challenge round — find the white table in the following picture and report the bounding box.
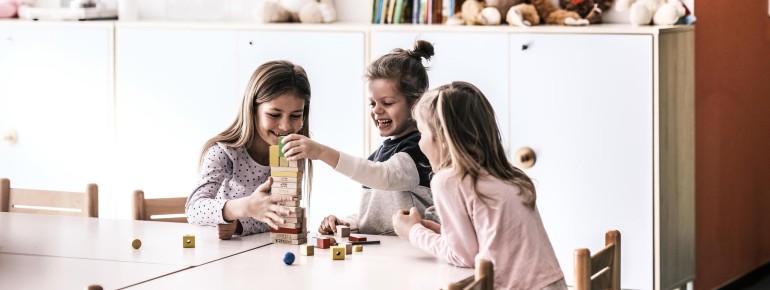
[0,212,272,266]
[0,253,187,289]
[127,235,475,289]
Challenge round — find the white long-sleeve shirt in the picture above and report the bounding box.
[186,143,271,235]
[408,169,564,290]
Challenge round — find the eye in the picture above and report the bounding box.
[368,101,375,108]
[290,114,303,120]
[268,113,280,119]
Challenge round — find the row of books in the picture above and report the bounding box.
[372,0,465,25]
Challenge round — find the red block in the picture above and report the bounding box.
[349,235,367,242]
[317,237,331,249]
[271,227,302,234]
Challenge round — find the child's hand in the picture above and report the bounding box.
[392,207,422,240]
[243,177,294,229]
[281,134,340,167]
[318,215,350,235]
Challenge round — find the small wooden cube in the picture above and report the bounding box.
[288,159,298,168]
[317,237,331,249]
[344,242,353,255]
[183,234,195,248]
[131,238,142,249]
[348,235,367,242]
[279,157,288,167]
[335,225,350,238]
[331,246,346,260]
[300,244,314,256]
[354,245,363,252]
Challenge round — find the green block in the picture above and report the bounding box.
[278,136,285,158]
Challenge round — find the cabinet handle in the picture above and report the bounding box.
[2,129,17,145]
[515,147,536,169]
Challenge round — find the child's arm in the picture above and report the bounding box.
[282,135,421,191]
[186,145,232,226]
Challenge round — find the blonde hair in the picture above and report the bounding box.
[413,81,536,208]
[199,60,313,200]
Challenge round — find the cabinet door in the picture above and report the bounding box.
[237,31,366,227]
[115,28,239,217]
[0,26,112,200]
[510,34,654,289]
[370,32,511,155]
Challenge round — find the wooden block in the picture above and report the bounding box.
[354,245,363,252]
[300,244,314,256]
[278,136,286,157]
[271,238,307,245]
[349,235,367,242]
[273,182,300,189]
[277,200,300,207]
[283,217,302,224]
[271,171,300,178]
[286,206,303,214]
[288,159,298,168]
[344,242,353,255]
[273,176,300,183]
[280,157,288,167]
[183,234,195,248]
[271,227,305,234]
[131,238,142,249]
[270,167,300,172]
[286,210,304,218]
[331,246,346,260]
[269,145,279,167]
[281,222,303,229]
[335,225,350,238]
[271,187,301,196]
[317,237,331,249]
[269,232,307,240]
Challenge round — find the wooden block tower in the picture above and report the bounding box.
[269,136,307,245]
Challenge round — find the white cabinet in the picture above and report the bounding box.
[0,24,113,212]
[509,31,694,290]
[370,30,511,155]
[236,30,367,227]
[115,27,240,217]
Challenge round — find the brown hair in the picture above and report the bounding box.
[366,40,434,106]
[414,81,537,208]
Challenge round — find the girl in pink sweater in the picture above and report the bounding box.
[392,81,567,290]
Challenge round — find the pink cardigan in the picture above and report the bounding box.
[408,169,564,290]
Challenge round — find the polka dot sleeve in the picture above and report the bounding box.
[186,145,230,226]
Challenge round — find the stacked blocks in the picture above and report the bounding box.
[269,136,307,245]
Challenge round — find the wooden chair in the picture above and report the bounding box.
[575,230,621,290]
[132,189,188,223]
[0,178,98,217]
[445,259,494,290]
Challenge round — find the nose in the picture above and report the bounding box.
[371,103,384,114]
[277,117,293,134]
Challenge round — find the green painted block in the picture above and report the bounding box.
[278,136,285,158]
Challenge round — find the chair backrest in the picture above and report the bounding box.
[445,259,494,290]
[0,178,98,217]
[132,190,188,223]
[574,230,621,290]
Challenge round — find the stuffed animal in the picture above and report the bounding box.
[559,0,612,24]
[0,0,18,18]
[506,0,589,26]
[458,0,502,25]
[615,0,685,25]
[261,0,337,24]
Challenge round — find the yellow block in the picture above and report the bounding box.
[354,245,363,252]
[331,246,345,260]
[271,171,300,178]
[280,157,288,167]
[183,234,195,248]
[269,145,279,167]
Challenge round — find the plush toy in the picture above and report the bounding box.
[506,0,589,26]
[261,0,337,24]
[0,0,18,18]
[615,0,685,25]
[457,0,502,25]
[560,0,613,24]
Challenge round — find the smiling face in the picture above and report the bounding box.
[368,79,416,139]
[256,93,306,146]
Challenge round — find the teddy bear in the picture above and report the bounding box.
[260,0,337,24]
[559,0,614,24]
[614,0,685,25]
[506,0,589,26]
[0,0,18,18]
